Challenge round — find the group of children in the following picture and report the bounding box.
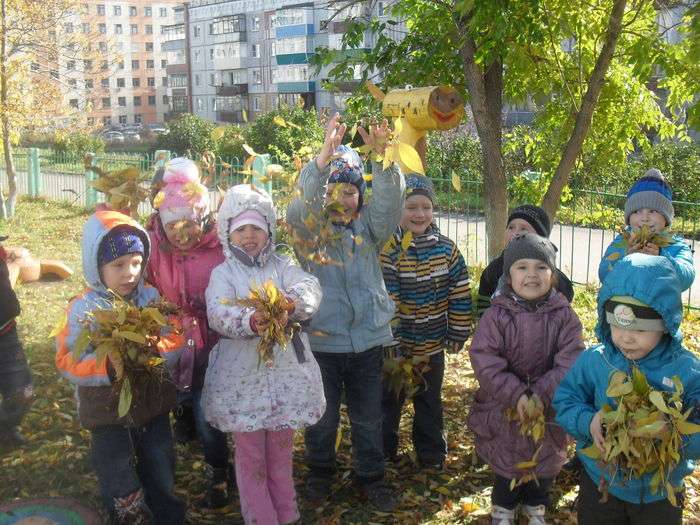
[0,111,697,524]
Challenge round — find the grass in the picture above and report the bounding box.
[1,197,699,524]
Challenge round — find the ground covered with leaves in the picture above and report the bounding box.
[1,197,699,524]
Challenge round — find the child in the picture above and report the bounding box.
[202,184,325,525]
[286,114,405,511]
[468,233,584,524]
[477,204,574,317]
[554,253,700,525]
[55,211,185,524]
[380,173,472,469]
[146,157,231,508]
[599,168,695,291]
[0,234,33,448]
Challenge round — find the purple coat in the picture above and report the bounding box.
[468,290,584,479]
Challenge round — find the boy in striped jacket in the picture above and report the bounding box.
[380,174,472,469]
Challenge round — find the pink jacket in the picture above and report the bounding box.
[468,289,584,479]
[146,215,225,391]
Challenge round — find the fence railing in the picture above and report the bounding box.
[2,147,698,308]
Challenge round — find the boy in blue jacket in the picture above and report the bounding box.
[598,169,695,291]
[554,253,700,524]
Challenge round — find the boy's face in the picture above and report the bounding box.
[229,224,269,258]
[610,324,664,361]
[400,194,433,235]
[100,253,143,297]
[629,208,666,232]
[506,218,537,245]
[324,183,359,224]
[508,258,553,301]
[163,219,203,251]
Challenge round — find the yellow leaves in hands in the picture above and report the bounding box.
[451,171,462,193]
[676,419,700,435]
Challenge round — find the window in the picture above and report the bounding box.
[253,16,260,31]
[132,78,140,87]
[163,95,169,104]
[145,24,153,34]
[251,43,260,57]
[193,50,200,63]
[118,60,125,70]
[87,117,95,126]
[134,114,142,124]
[130,24,138,34]
[68,79,77,87]
[118,96,126,107]
[209,48,214,60]
[85,79,94,88]
[98,23,106,34]
[148,95,156,105]
[271,42,276,56]
[102,97,111,108]
[50,69,59,79]
[209,15,245,35]
[97,4,105,15]
[31,62,39,71]
[196,98,203,110]
[119,115,127,124]
[102,116,111,125]
[101,78,109,88]
[194,74,200,86]
[170,74,187,87]
[132,60,140,70]
[66,60,75,70]
[115,24,123,34]
[99,41,108,52]
[253,96,261,111]
[159,7,167,17]
[378,1,386,15]
[81,23,90,33]
[82,4,89,15]
[162,76,168,86]
[117,78,125,87]
[252,69,262,84]
[145,42,153,51]
[69,98,79,109]
[194,26,201,37]
[161,59,167,68]
[101,60,108,71]
[113,5,121,16]
[210,73,215,85]
[129,6,137,16]
[133,96,141,106]
[146,59,154,69]
[147,77,155,87]
[145,6,151,16]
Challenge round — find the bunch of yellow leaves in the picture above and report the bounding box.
[580,367,700,505]
[88,165,150,216]
[505,396,546,490]
[382,353,430,399]
[355,118,425,175]
[621,225,674,251]
[72,297,181,418]
[236,280,296,367]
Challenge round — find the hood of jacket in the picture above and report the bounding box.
[82,211,151,295]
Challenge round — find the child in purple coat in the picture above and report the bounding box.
[468,234,584,525]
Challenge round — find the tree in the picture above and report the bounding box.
[313,0,694,258]
[156,113,216,156]
[0,0,99,218]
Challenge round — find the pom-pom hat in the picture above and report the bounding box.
[153,157,209,224]
[624,168,674,226]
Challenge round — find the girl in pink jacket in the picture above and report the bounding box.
[468,234,584,525]
[146,157,231,509]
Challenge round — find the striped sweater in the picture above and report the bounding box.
[381,225,472,357]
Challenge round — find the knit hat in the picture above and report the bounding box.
[605,295,665,332]
[507,205,551,238]
[327,145,367,210]
[624,168,674,226]
[229,209,269,234]
[503,233,557,276]
[405,174,436,203]
[153,157,209,225]
[97,227,145,267]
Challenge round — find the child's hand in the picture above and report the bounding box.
[317,112,347,170]
[447,341,463,354]
[282,295,296,315]
[516,394,529,420]
[639,243,660,256]
[250,309,271,335]
[357,119,391,156]
[590,411,605,453]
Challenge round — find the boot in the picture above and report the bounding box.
[523,504,547,525]
[491,505,515,525]
[199,466,230,510]
[113,489,151,525]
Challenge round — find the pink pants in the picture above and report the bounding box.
[233,428,299,525]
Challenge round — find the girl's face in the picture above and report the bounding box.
[324,183,359,224]
[100,253,143,297]
[508,258,553,301]
[629,208,666,233]
[400,194,433,235]
[163,219,203,251]
[505,218,537,245]
[229,224,269,258]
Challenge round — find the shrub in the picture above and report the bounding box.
[156,113,215,156]
[52,130,105,157]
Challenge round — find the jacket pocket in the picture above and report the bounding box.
[365,289,395,330]
[467,398,501,441]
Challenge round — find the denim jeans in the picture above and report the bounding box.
[382,351,446,465]
[304,347,385,480]
[187,388,230,470]
[492,473,552,509]
[0,325,33,428]
[91,413,186,524]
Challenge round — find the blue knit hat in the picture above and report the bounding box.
[327,145,367,210]
[624,168,674,226]
[98,227,145,267]
[405,173,435,203]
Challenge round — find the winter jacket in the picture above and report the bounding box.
[554,253,700,504]
[476,252,574,318]
[286,159,405,354]
[146,214,225,391]
[468,287,584,479]
[202,185,326,433]
[598,228,695,291]
[0,246,20,331]
[380,225,472,357]
[55,211,183,430]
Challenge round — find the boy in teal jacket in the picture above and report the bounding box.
[554,253,700,524]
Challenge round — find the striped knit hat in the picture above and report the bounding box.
[405,174,435,203]
[624,168,674,226]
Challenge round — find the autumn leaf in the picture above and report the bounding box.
[365,80,386,101]
[451,171,462,192]
[211,126,226,141]
[273,115,287,127]
[396,142,424,175]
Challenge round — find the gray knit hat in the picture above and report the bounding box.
[624,168,674,226]
[503,233,557,276]
[405,173,436,202]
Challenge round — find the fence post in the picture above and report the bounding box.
[252,154,272,195]
[29,148,41,197]
[26,151,35,198]
[85,152,98,209]
[154,150,171,170]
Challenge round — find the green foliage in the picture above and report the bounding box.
[216,125,246,161]
[52,130,105,157]
[156,113,215,155]
[426,127,482,179]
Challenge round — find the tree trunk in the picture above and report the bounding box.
[541,0,627,218]
[0,0,14,219]
[460,37,508,259]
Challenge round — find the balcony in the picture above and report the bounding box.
[216,83,248,96]
[276,24,314,38]
[166,63,188,75]
[275,52,314,65]
[217,110,245,123]
[165,109,188,121]
[277,81,315,94]
[161,39,185,52]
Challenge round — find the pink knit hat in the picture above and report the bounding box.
[153,157,209,224]
[229,209,269,233]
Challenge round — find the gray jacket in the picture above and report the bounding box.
[287,159,405,353]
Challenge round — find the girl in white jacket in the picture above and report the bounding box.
[202,184,325,525]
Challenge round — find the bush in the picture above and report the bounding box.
[52,130,105,157]
[156,113,215,156]
[216,126,246,162]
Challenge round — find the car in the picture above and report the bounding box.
[150,126,167,135]
[124,131,141,141]
[103,131,125,143]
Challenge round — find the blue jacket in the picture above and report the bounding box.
[554,253,700,504]
[598,229,695,291]
[286,159,405,353]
